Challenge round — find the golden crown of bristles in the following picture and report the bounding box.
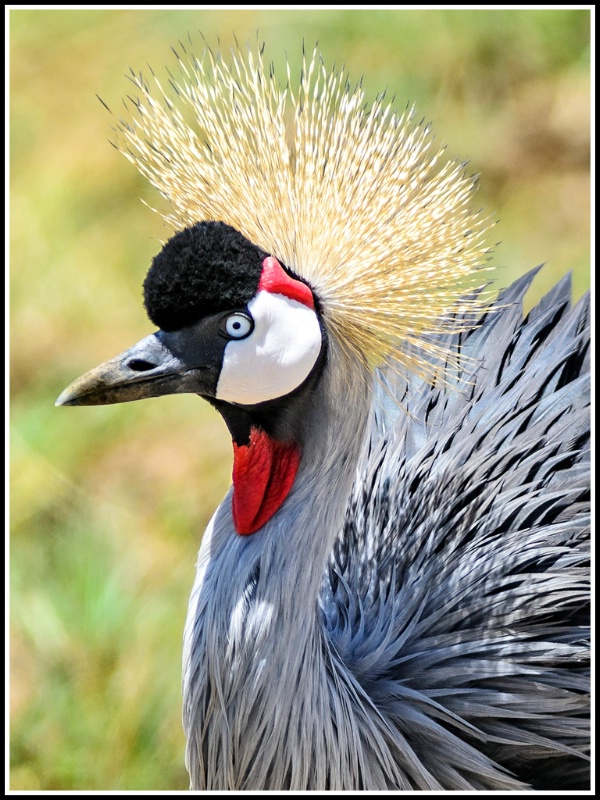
[115,42,494,379]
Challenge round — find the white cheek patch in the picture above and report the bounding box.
[216,292,322,405]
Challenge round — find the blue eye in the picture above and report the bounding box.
[224,312,254,339]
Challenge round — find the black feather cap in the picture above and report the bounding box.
[143,221,268,331]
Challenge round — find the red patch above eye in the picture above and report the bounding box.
[259,257,315,309]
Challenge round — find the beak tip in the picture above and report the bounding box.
[55,388,76,407]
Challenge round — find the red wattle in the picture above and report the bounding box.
[259,257,315,309]
[231,428,301,535]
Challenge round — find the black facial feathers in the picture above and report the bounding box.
[143,221,268,332]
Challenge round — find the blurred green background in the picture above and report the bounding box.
[10,8,590,791]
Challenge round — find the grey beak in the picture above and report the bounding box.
[56,331,219,406]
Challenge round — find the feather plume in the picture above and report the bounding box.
[115,41,493,379]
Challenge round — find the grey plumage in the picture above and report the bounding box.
[182,270,590,790]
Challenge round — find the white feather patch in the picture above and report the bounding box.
[216,292,322,405]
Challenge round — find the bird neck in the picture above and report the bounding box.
[182,340,373,788]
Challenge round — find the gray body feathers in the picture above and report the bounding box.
[326,269,589,789]
[183,272,589,790]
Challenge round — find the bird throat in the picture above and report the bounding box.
[231,427,301,535]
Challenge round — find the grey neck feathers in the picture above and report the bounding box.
[182,340,373,789]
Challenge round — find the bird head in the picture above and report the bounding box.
[56,220,327,534]
[57,42,492,535]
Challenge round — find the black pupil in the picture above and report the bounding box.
[233,321,241,329]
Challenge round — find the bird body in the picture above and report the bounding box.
[57,42,590,790]
[181,270,589,790]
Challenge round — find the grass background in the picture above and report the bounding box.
[9,7,590,791]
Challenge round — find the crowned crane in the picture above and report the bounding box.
[56,43,590,791]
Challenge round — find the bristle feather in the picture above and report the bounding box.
[114,42,494,381]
